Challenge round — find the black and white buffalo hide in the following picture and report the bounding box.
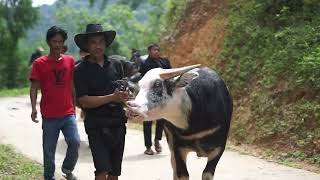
[127,67,233,180]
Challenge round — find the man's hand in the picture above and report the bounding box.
[31,109,39,123]
[125,101,144,121]
[30,80,40,123]
[112,89,129,103]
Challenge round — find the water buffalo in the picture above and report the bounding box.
[126,64,233,180]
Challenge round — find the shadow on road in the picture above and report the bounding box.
[56,139,92,163]
[56,138,168,163]
[123,153,167,161]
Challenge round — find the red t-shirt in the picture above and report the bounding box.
[30,55,75,118]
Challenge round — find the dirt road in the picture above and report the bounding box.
[0,96,319,180]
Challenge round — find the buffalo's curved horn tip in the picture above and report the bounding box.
[159,64,201,80]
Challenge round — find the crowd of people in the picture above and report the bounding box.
[29,24,171,180]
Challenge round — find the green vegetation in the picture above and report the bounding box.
[0,87,29,97]
[227,142,320,172]
[217,0,320,165]
[219,0,320,90]
[0,0,38,89]
[0,144,42,179]
[56,0,169,57]
[1,0,173,91]
[165,0,187,28]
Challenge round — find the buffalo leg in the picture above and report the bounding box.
[173,147,189,180]
[202,147,223,180]
[164,126,189,180]
[170,153,178,180]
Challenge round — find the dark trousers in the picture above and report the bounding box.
[143,119,164,148]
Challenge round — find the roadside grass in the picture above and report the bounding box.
[0,87,29,97]
[0,144,42,179]
[226,141,320,173]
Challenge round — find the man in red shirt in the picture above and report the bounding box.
[29,26,80,180]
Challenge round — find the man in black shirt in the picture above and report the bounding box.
[129,48,142,72]
[139,43,172,155]
[73,24,129,180]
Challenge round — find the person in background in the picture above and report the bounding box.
[62,45,68,54]
[130,48,142,72]
[29,46,44,65]
[139,43,172,155]
[29,26,80,180]
[75,49,88,66]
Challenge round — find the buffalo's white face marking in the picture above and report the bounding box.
[162,88,191,129]
[132,68,166,117]
[128,68,192,129]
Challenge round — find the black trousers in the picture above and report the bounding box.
[143,119,164,148]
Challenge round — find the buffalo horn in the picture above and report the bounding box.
[159,64,201,80]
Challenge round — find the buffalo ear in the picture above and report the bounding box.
[175,72,199,88]
[164,71,199,95]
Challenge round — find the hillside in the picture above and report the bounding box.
[162,0,320,168]
[162,0,227,67]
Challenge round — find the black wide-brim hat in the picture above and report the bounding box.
[74,24,116,52]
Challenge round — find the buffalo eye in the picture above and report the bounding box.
[152,79,163,96]
[153,79,163,88]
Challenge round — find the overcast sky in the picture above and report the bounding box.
[32,0,57,7]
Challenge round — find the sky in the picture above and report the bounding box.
[32,0,57,7]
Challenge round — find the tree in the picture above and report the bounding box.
[56,3,147,56]
[0,0,38,88]
[144,0,167,44]
[56,0,170,56]
[118,0,148,10]
[87,0,148,10]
